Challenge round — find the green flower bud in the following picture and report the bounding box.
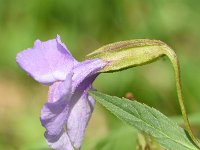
[86,39,175,73]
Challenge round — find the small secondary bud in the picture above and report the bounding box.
[125,92,135,100]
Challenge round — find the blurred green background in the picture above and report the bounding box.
[0,0,200,149]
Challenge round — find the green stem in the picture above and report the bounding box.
[163,46,200,148]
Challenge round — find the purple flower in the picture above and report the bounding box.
[16,35,107,150]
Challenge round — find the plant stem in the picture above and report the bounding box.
[164,46,200,149]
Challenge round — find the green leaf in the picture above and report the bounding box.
[89,91,198,150]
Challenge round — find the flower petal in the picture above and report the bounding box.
[16,35,75,85]
[40,99,69,136]
[40,73,72,137]
[72,58,107,91]
[67,93,95,149]
[66,58,106,148]
[45,131,74,150]
[48,72,73,103]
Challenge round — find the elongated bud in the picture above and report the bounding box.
[87,39,200,148]
[86,39,176,72]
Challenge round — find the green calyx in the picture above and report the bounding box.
[86,39,173,72]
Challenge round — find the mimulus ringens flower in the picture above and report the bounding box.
[16,35,107,150]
